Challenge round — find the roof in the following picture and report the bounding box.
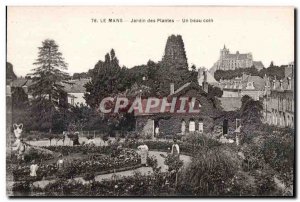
[242,75,265,91]
[218,97,242,112]
[220,75,265,91]
[253,61,264,70]
[10,78,89,93]
[134,82,221,118]
[63,79,89,93]
[173,82,191,94]
[11,78,33,87]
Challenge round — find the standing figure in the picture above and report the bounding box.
[171,137,180,159]
[30,160,39,177]
[73,132,80,146]
[155,126,159,138]
[56,155,65,171]
[138,143,149,166]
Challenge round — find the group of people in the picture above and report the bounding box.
[137,138,180,166]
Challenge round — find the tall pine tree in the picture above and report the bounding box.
[28,39,70,132]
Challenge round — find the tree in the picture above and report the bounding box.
[11,87,29,109]
[84,49,125,108]
[6,62,17,81]
[240,96,263,136]
[28,39,70,132]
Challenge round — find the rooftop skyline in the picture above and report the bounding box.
[7,6,294,77]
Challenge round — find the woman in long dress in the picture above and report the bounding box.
[30,160,39,177]
[138,144,149,166]
[171,138,180,159]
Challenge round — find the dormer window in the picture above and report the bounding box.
[279,80,283,90]
[246,81,254,89]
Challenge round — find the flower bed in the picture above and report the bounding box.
[9,147,54,165]
[124,140,197,155]
[43,145,114,156]
[26,172,170,196]
[12,148,140,181]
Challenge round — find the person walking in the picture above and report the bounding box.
[138,142,149,166]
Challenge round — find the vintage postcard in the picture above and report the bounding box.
[6,6,295,197]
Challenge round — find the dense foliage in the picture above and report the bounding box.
[214,67,259,81]
[214,64,286,81]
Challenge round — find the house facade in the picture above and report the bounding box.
[135,82,221,138]
[263,62,294,128]
[64,79,90,106]
[8,78,89,106]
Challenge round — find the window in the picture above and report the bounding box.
[181,121,186,135]
[189,120,195,132]
[198,122,203,133]
[71,98,75,105]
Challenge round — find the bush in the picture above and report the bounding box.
[83,172,95,182]
[262,134,294,187]
[23,147,54,163]
[178,147,239,196]
[42,171,170,196]
[12,181,31,193]
[164,154,183,172]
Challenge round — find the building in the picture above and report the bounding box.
[134,80,221,138]
[211,45,264,72]
[219,74,266,101]
[63,79,90,106]
[8,78,89,106]
[263,62,294,128]
[198,68,219,87]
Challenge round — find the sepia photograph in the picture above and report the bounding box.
[6,6,295,197]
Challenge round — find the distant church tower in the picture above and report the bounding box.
[220,45,229,59]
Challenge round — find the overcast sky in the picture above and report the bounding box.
[7,6,294,77]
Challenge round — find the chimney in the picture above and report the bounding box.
[204,70,207,83]
[170,83,175,95]
[198,69,204,86]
